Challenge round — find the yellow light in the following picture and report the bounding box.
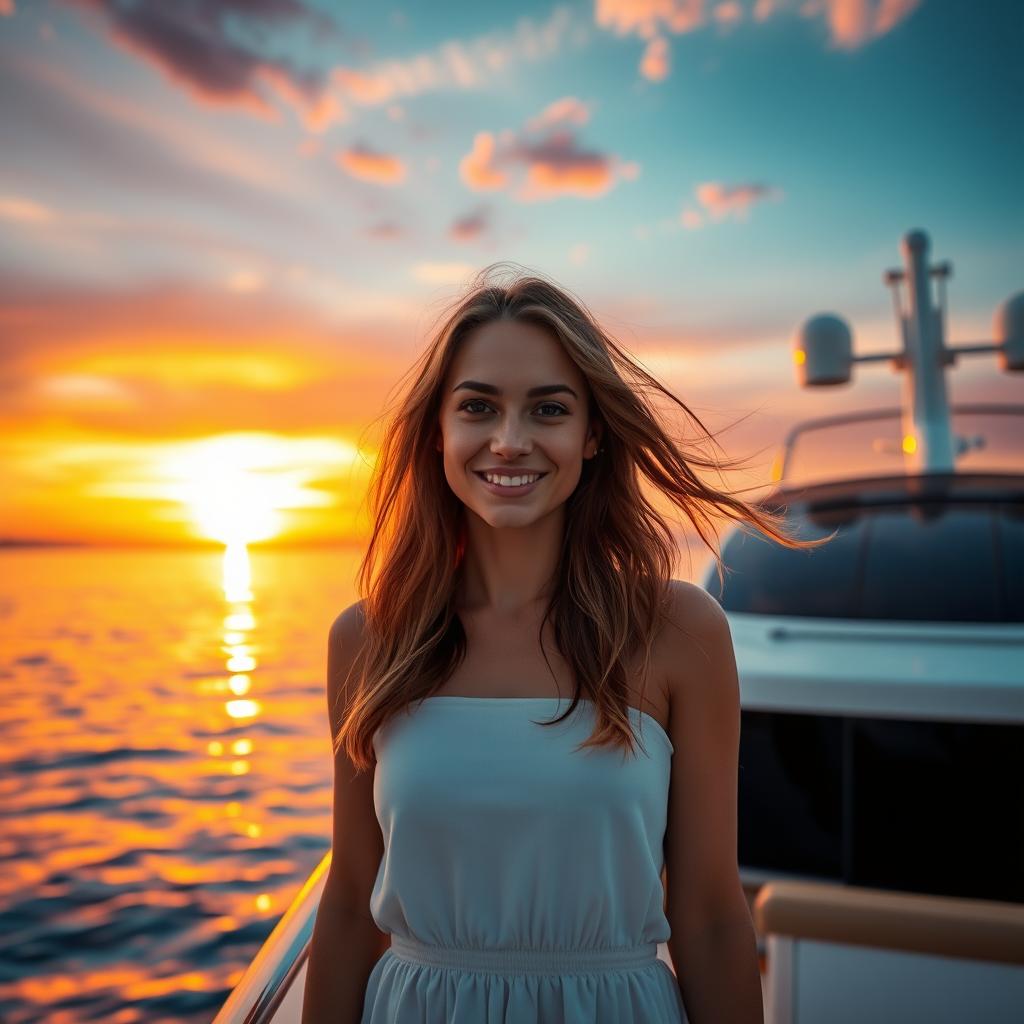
[226,698,261,719]
[228,675,251,695]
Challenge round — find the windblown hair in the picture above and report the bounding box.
[334,263,834,772]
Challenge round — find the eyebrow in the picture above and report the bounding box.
[452,380,579,400]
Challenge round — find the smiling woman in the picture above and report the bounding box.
[436,319,600,518]
[301,262,832,1024]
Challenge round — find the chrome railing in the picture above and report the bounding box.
[211,851,331,1024]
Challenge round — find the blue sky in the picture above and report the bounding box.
[0,0,1021,545]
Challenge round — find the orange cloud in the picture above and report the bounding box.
[519,140,616,201]
[335,144,407,185]
[595,0,923,78]
[822,0,923,50]
[640,35,670,80]
[459,102,637,203]
[595,0,706,39]
[694,181,783,221]
[459,133,509,191]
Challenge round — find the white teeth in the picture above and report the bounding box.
[483,473,539,487]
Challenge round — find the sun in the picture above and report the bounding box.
[168,434,296,546]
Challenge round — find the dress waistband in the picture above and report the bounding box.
[388,935,660,975]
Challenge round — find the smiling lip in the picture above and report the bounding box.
[474,470,547,496]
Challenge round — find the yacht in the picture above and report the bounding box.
[212,230,1024,1023]
[712,229,1024,1022]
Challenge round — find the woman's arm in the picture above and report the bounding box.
[302,604,390,1023]
[662,580,764,1024]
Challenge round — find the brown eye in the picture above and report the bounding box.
[537,402,568,417]
[457,400,568,417]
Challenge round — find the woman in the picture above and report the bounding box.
[302,265,830,1023]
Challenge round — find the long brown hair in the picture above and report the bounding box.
[335,262,834,771]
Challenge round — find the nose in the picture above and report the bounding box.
[490,427,532,460]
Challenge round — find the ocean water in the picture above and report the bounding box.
[0,545,363,1024]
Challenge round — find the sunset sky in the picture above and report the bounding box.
[1,0,1021,548]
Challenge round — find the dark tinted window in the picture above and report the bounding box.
[708,507,865,617]
[738,710,1024,903]
[861,504,998,622]
[737,712,843,880]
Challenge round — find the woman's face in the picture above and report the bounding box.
[436,319,602,527]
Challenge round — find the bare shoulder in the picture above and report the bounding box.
[660,578,737,713]
[664,577,730,636]
[326,599,369,734]
[330,598,368,646]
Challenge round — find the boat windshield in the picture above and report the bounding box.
[771,404,1024,488]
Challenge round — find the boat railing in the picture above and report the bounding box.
[211,852,330,1024]
[754,877,1024,1023]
